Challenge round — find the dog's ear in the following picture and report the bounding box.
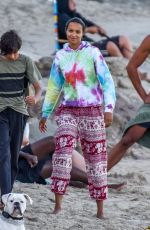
[2,193,12,205]
[23,194,33,205]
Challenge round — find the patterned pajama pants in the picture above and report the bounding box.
[51,106,108,200]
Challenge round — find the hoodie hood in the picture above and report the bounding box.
[63,41,91,51]
[57,0,76,17]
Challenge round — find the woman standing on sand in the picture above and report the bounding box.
[39,17,116,218]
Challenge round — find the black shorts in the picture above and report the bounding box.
[139,122,150,128]
[93,36,120,56]
[16,144,49,184]
[59,35,120,56]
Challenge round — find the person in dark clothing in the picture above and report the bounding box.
[57,0,133,58]
[0,30,42,209]
[17,136,126,189]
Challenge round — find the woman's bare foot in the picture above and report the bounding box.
[96,212,105,219]
[96,200,104,219]
[51,193,63,214]
[52,205,62,214]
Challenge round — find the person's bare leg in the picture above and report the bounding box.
[119,35,133,59]
[40,161,88,184]
[108,125,147,171]
[72,150,86,171]
[31,136,55,160]
[40,161,125,190]
[52,193,63,214]
[106,41,123,57]
[40,162,127,190]
[71,167,87,183]
[108,182,127,191]
[40,161,53,178]
[96,200,104,219]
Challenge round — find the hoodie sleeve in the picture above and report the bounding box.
[93,48,116,113]
[42,54,65,119]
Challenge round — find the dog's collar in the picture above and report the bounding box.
[1,211,24,226]
[2,211,23,220]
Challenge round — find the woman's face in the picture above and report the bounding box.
[69,0,76,11]
[66,22,83,48]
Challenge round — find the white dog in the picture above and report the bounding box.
[0,193,32,230]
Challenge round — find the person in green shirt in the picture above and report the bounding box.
[0,30,42,208]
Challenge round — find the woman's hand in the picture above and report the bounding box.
[104,112,113,128]
[39,118,47,133]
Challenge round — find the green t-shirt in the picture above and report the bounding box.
[0,54,42,115]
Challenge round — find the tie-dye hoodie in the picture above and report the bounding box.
[42,41,116,119]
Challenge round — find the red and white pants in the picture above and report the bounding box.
[51,106,108,200]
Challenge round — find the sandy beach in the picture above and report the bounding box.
[1,0,150,229]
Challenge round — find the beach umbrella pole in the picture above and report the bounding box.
[53,0,59,51]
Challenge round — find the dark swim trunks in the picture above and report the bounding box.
[59,35,120,57]
[16,144,51,185]
[93,36,120,56]
[139,122,150,128]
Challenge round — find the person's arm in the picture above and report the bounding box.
[25,81,41,106]
[39,53,64,132]
[93,48,116,127]
[75,12,107,36]
[85,26,107,36]
[25,56,42,106]
[19,150,30,160]
[19,150,38,168]
[126,35,150,103]
[75,12,95,27]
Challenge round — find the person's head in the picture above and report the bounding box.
[68,0,76,11]
[57,0,76,16]
[65,17,85,49]
[0,30,22,60]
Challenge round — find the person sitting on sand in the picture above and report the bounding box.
[17,136,126,190]
[108,35,150,171]
[57,0,133,58]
